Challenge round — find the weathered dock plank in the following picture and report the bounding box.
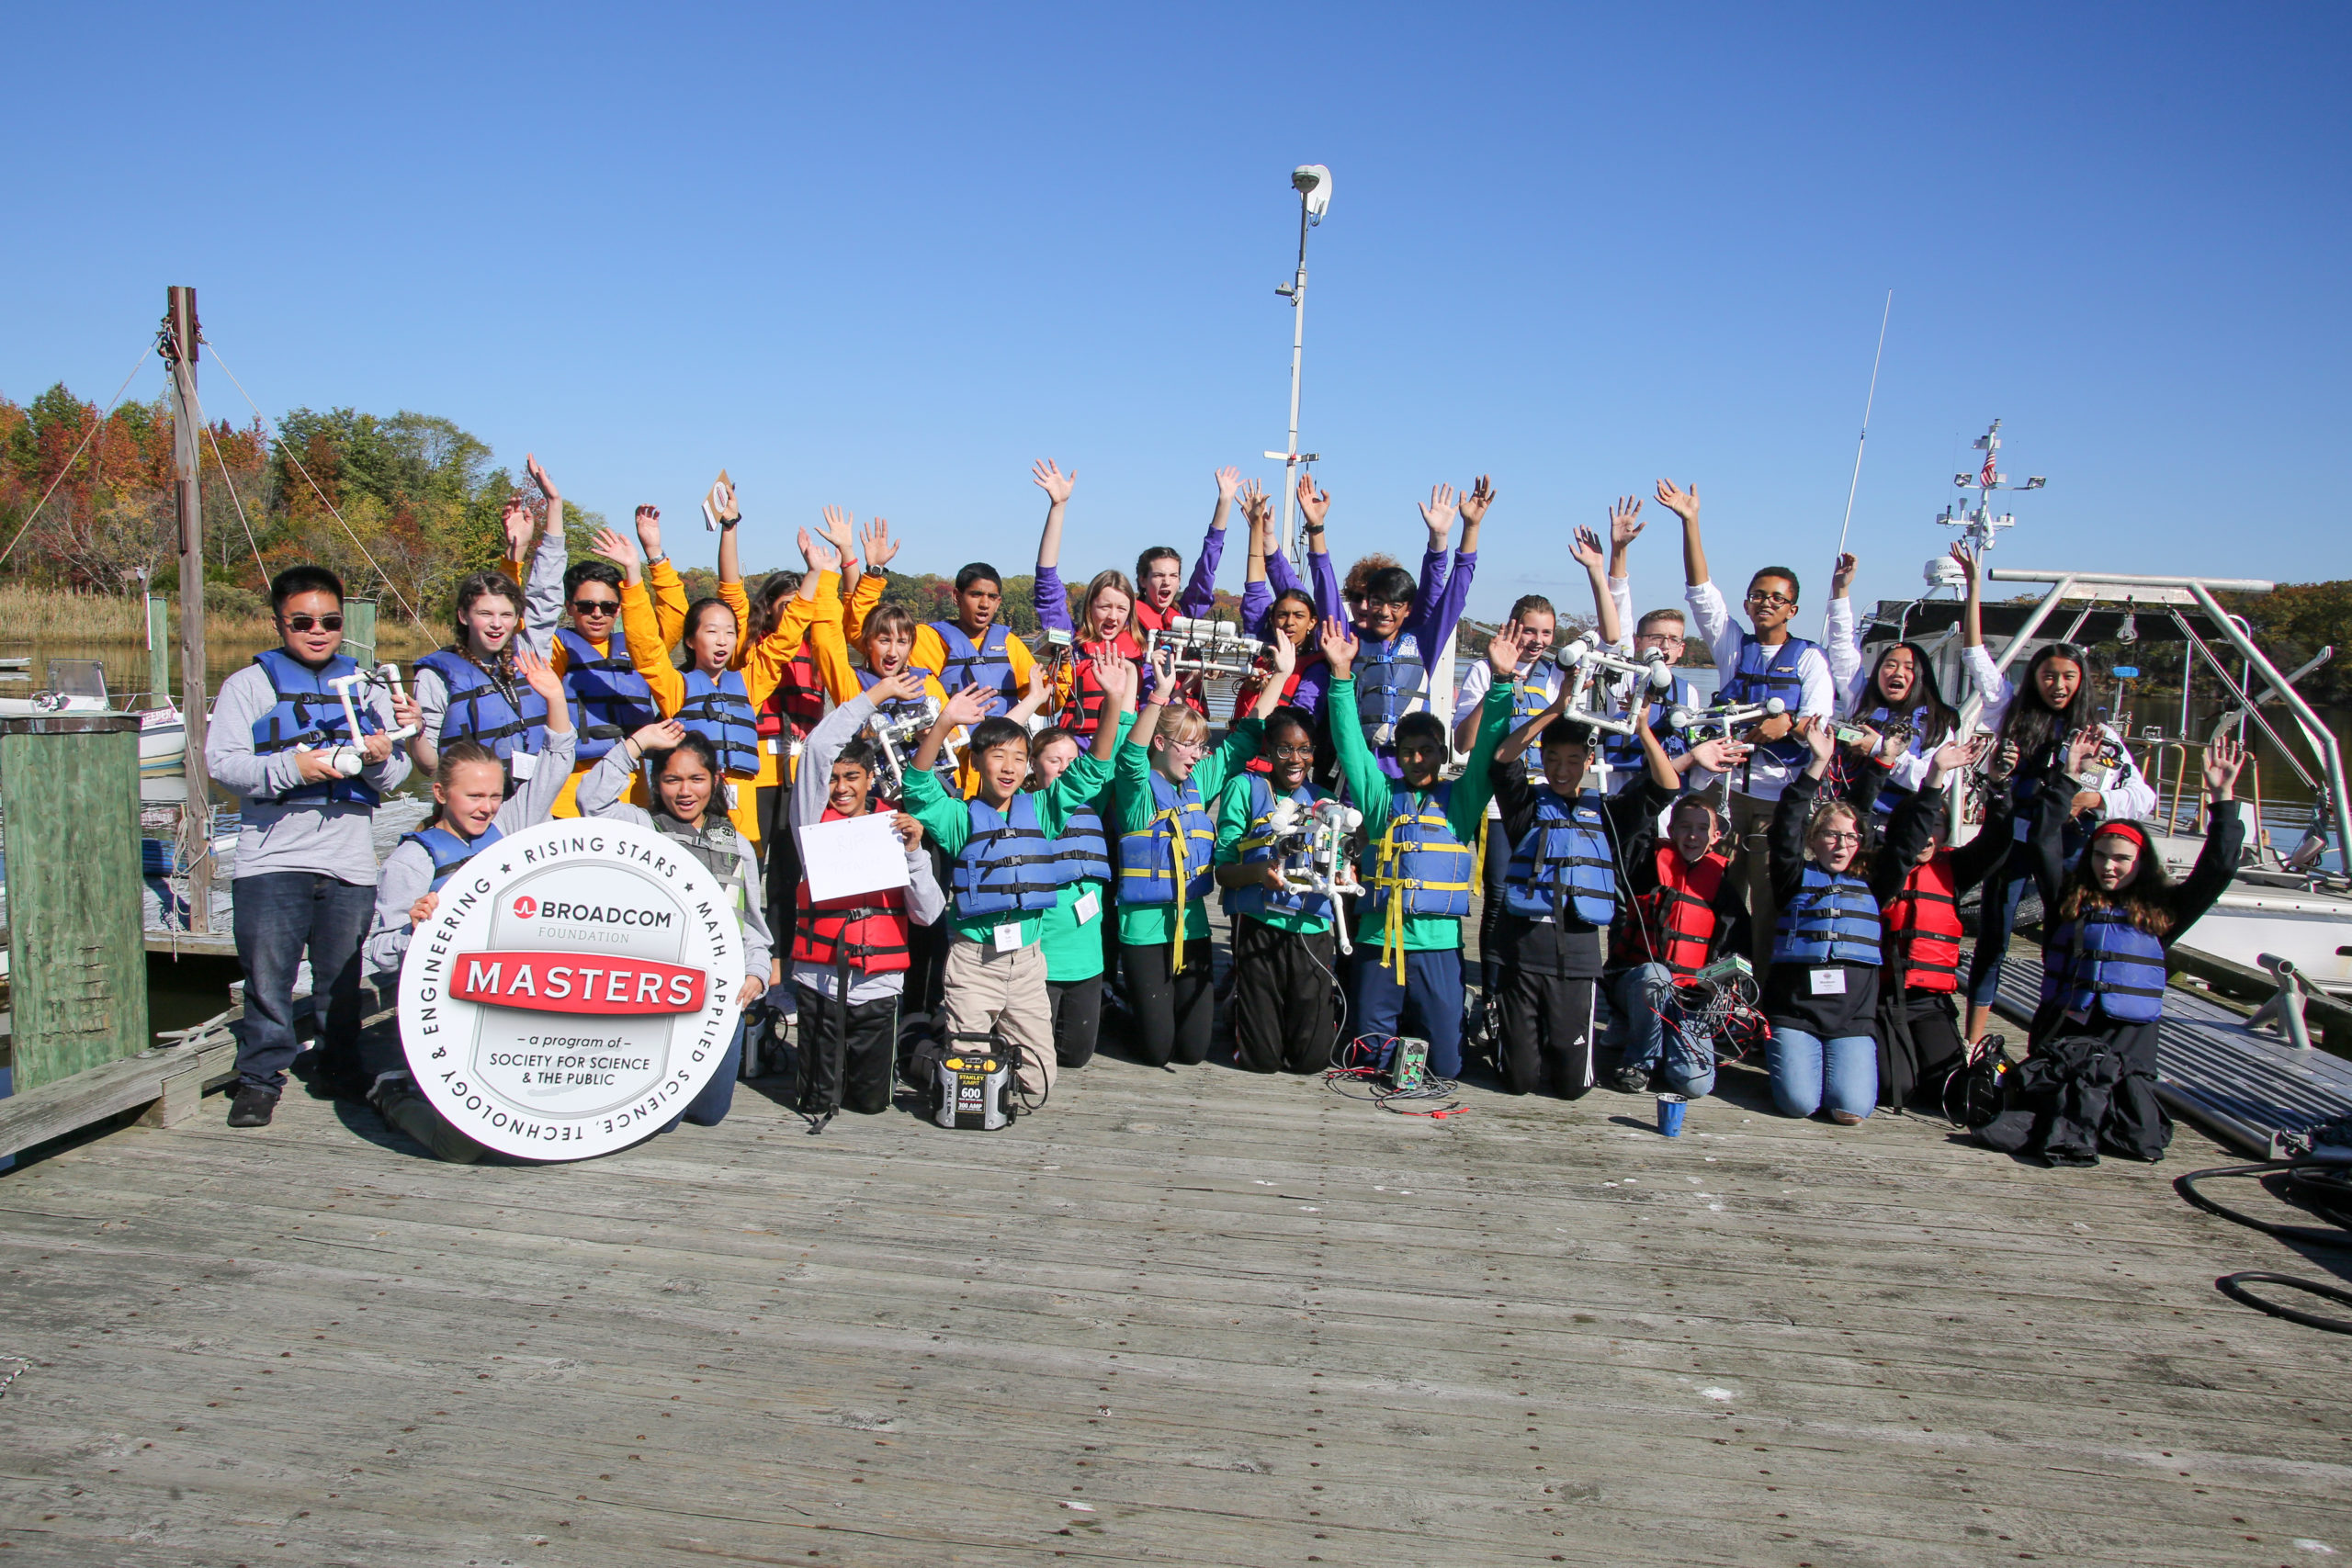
[0,1046,2346,1567]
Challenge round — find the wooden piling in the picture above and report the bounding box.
[0,715,149,1092]
[144,595,170,703]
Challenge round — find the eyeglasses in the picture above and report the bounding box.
[1816,829,1863,845]
[1747,590,1796,608]
[1636,632,1687,647]
[571,598,620,615]
[282,614,344,632]
[1270,744,1315,760]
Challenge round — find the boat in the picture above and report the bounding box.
[0,658,187,778]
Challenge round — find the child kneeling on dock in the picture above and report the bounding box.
[578,719,775,1131]
[208,566,418,1130]
[788,672,946,1126]
[898,657,1133,1104]
[360,649,577,1159]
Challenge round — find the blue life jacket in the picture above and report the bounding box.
[950,792,1060,919]
[1722,632,1819,769]
[1364,784,1474,919]
[2041,907,2168,1023]
[1600,671,1698,775]
[1502,788,1618,927]
[677,667,760,778]
[402,823,503,893]
[1054,799,1114,886]
[415,649,549,773]
[555,626,660,763]
[1352,631,1427,746]
[1225,773,1335,925]
[248,649,382,807]
[931,619,1018,701]
[1118,769,1216,908]
[1771,863,1883,966]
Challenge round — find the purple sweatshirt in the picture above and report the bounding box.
[1033,518,1226,636]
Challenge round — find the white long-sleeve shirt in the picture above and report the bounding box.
[1684,579,1835,803]
[1963,643,2158,822]
[207,658,412,884]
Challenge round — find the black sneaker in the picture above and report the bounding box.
[225,1086,278,1128]
[1609,1066,1652,1095]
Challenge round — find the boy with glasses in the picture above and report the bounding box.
[1654,478,1833,976]
[502,456,684,815]
[208,565,417,1127]
[1600,495,1703,795]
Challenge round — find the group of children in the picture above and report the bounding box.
[207,459,2249,1169]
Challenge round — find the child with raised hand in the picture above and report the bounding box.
[1030,459,1146,738]
[1028,715,1128,1072]
[1213,701,1346,1074]
[787,667,946,1125]
[1659,476,1837,974]
[1326,615,1516,1083]
[901,658,1133,1102]
[360,648,577,1160]
[577,717,775,1132]
[1339,476,1487,780]
[1598,493,1705,793]
[1233,479,1333,726]
[1948,541,2157,1043]
[410,494,549,786]
[1115,637,1294,1069]
[1481,645,1722,1100]
[1870,734,2009,1110]
[1976,737,2246,1166]
[1762,716,1885,1124]
[1823,548,1959,817]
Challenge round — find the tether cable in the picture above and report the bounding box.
[2175,1157,2352,1335]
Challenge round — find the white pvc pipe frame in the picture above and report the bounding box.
[1984,568,2352,876]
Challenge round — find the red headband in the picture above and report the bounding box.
[2090,819,2149,851]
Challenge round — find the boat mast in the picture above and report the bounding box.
[1267,164,1329,566]
[1937,418,2045,565]
[162,287,213,933]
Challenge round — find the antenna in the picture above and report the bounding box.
[1266,164,1330,565]
[1826,290,1892,637]
[1936,417,2047,557]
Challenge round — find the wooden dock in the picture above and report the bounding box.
[1,1032,2347,1564]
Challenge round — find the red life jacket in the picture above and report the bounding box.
[792,804,911,974]
[759,643,825,752]
[1065,631,1145,738]
[1615,846,1727,977]
[1134,597,1182,635]
[1883,851,1964,993]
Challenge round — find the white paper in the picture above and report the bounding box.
[797,812,910,905]
[1809,966,1848,996]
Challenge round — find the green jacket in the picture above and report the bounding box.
[902,750,1114,946]
[1111,716,1264,946]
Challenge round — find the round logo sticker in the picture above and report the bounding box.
[396,818,745,1160]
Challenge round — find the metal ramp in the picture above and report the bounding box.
[1989,944,2352,1156]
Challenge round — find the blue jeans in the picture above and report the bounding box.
[1351,947,1465,1078]
[1769,1027,1876,1119]
[664,1016,747,1132]
[232,871,375,1094]
[1611,964,1718,1098]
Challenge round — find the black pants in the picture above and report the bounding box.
[1476,816,1509,998]
[792,981,899,1117]
[1121,938,1215,1066]
[759,784,800,978]
[906,842,953,1018]
[1048,976,1104,1068]
[1495,964,1598,1098]
[1878,987,1969,1110]
[1231,916,1340,1074]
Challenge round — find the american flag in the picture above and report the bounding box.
[1980,449,1998,489]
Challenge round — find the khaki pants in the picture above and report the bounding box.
[1728,790,1781,983]
[941,935,1057,1098]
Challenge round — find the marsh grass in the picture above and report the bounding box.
[0,586,435,656]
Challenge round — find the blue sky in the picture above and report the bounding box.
[6,4,2346,626]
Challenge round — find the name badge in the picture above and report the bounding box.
[723,781,740,810]
[1073,889,1101,926]
[992,921,1023,953]
[1809,967,1848,997]
[763,737,781,756]
[509,750,537,781]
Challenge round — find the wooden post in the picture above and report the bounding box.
[163,287,213,932]
[343,597,378,670]
[0,715,150,1092]
[145,594,171,703]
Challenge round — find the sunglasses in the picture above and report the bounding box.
[571,598,621,615]
[282,614,344,632]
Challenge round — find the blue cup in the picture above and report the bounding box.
[1656,1092,1689,1137]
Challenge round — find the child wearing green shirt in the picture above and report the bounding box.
[1114,637,1295,1067]
[1325,617,1519,1080]
[1027,715,1130,1069]
[902,656,1134,1100]
[1214,703,1347,1074]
